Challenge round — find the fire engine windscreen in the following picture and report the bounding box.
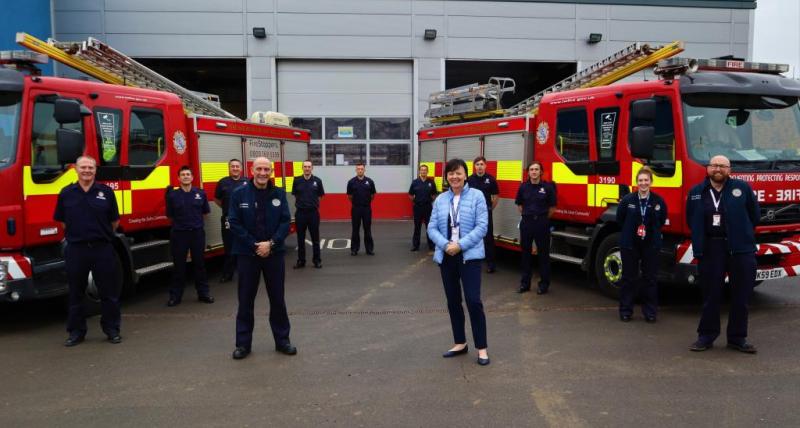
[0,92,22,169]
[683,94,800,170]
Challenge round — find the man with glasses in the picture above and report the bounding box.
[686,155,760,354]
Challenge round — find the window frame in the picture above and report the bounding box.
[128,107,166,167]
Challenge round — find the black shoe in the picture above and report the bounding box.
[366,250,375,256]
[107,334,122,344]
[276,343,297,355]
[410,247,419,252]
[351,251,358,256]
[167,299,181,307]
[517,286,531,294]
[64,334,85,347]
[198,295,215,304]
[486,267,496,274]
[645,316,657,323]
[442,345,468,358]
[477,357,491,366]
[293,261,305,269]
[219,275,233,283]
[620,314,632,322]
[232,347,251,360]
[690,340,713,352]
[727,341,757,354]
[313,261,322,269]
[536,288,548,295]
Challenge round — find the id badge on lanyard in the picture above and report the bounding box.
[637,196,648,239]
[710,189,722,227]
[450,198,460,240]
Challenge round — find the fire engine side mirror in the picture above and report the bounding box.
[53,98,83,124]
[56,128,84,165]
[630,126,654,159]
[631,99,656,122]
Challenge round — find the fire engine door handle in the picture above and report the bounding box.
[497,122,509,128]
[215,122,228,129]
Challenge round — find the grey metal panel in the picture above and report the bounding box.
[283,141,309,162]
[197,133,244,250]
[312,166,407,193]
[250,78,271,100]
[413,1,445,14]
[281,94,413,117]
[55,12,103,33]
[448,39,576,61]
[609,4,734,21]
[277,0,411,14]
[249,57,270,80]
[247,0,275,12]
[493,198,521,243]
[277,35,412,58]
[247,13,275,35]
[418,59,441,80]
[104,34,244,57]
[734,23,749,44]
[577,5,609,19]
[445,1,577,18]
[445,137,480,160]
[55,0,102,11]
[420,140,444,162]
[484,133,525,161]
[105,12,243,34]
[609,21,731,44]
[105,0,243,12]
[278,13,411,36]
[448,16,576,39]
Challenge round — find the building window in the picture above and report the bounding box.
[556,108,589,162]
[325,117,366,140]
[93,107,122,166]
[129,108,165,166]
[369,117,411,140]
[31,99,83,182]
[594,107,619,161]
[325,143,366,166]
[291,117,322,140]
[370,143,410,165]
[309,143,323,166]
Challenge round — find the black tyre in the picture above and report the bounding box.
[594,232,622,299]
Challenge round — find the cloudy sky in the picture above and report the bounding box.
[753,0,799,78]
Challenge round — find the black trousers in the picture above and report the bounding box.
[221,216,236,278]
[169,228,210,301]
[412,204,434,250]
[519,215,551,290]
[65,241,120,336]
[296,208,321,264]
[619,241,659,318]
[483,210,496,268]
[440,254,487,349]
[236,253,291,350]
[697,238,756,345]
[351,206,373,253]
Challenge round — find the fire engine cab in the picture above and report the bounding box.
[419,43,800,296]
[0,34,310,303]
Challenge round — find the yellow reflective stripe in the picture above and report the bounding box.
[275,177,284,188]
[113,190,132,215]
[23,166,77,197]
[201,162,228,184]
[588,184,619,207]
[130,165,171,190]
[283,177,295,190]
[465,161,473,176]
[552,162,588,185]
[434,177,443,192]
[496,160,523,181]
[632,161,683,188]
[293,161,304,175]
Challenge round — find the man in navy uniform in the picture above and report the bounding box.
[228,157,296,359]
[467,156,499,273]
[214,158,247,282]
[408,164,437,251]
[166,166,214,307]
[515,161,557,294]
[291,160,325,269]
[687,155,760,353]
[347,162,377,256]
[54,156,122,346]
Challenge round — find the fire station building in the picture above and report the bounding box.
[10,0,756,219]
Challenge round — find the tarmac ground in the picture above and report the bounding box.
[2,221,799,427]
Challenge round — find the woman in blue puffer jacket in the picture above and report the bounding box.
[427,158,490,366]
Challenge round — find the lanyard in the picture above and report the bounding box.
[450,195,460,228]
[638,194,649,221]
[709,189,721,212]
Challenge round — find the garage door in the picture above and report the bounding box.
[277,60,412,193]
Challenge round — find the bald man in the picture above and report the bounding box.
[227,157,296,359]
[686,155,760,354]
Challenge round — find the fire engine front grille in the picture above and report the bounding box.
[759,203,800,225]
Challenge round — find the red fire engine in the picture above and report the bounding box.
[419,42,800,296]
[0,34,309,303]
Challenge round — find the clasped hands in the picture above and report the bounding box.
[255,241,272,257]
[445,241,461,256]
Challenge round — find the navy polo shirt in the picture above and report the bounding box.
[703,187,727,238]
[347,176,377,207]
[166,187,210,231]
[408,177,437,206]
[254,184,273,241]
[515,180,557,217]
[54,182,120,244]
[292,175,325,210]
[467,173,499,211]
[215,176,247,217]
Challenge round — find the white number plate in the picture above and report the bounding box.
[756,268,785,281]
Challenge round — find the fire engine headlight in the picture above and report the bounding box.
[0,261,8,292]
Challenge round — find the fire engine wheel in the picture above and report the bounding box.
[595,232,622,299]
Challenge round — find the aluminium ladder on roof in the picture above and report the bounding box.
[504,40,684,117]
[16,32,237,119]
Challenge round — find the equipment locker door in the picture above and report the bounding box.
[484,132,526,242]
[198,132,245,250]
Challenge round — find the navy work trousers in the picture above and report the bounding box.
[412,204,434,250]
[440,254,487,349]
[697,238,756,345]
[221,216,236,279]
[235,253,291,350]
[295,209,321,264]
[169,228,209,301]
[619,242,659,318]
[519,216,551,291]
[351,206,374,253]
[65,241,120,336]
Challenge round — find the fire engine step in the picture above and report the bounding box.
[551,231,591,242]
[130,239,170,252]
[135,261,174,276]
[550,253,583,265]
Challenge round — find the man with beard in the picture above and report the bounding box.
[686,155,760,353]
